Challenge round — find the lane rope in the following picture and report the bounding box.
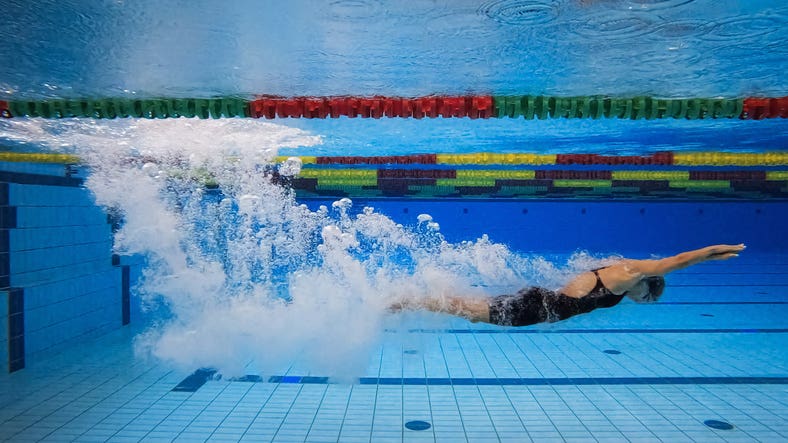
[0,96,785,120]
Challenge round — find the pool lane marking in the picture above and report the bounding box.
[171,368,217,392]
[179,375,788,388]
[382,328,788,334]
[657,301,788,305]
[176,367,788,390]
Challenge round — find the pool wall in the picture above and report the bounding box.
[301,199,786,255]
[0,164,126,373]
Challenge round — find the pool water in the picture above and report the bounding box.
[0,0,787,442]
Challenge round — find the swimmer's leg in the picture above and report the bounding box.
[388,295,491,323]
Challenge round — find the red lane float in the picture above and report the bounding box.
[248,96,495,119]
[316,154,438,165]
[741,97,788,119]
[0,101,10,118]
[555,152,674,165]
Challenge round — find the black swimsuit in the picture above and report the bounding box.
[488,269,625,327]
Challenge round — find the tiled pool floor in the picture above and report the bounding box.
[1,258,786,442]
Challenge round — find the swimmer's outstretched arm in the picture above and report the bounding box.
[623,244,745,277]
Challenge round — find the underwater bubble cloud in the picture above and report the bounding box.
[0,117,617,377]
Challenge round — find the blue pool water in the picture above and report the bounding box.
[1,1,787,442]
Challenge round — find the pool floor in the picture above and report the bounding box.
[1,255,786,442]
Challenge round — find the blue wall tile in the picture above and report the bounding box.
[300,199,788,254]
[1,168,126,371]
[0,290,7,369]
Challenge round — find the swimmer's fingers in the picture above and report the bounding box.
[706,244,745,257]
[707,252,739,261]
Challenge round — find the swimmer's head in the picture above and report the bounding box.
[625,276,665,303]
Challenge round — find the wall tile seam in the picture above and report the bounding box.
[26,279,122,300]
[15,208,112,223]
[15,205,105,214]
[10,239,114,253]
[10,224,111,233]
[15,222,112,229]
[25,287,123,315]
[11,265,122,287]
[11,244,115,267]
[9,203,102,208]
[25,305,119,334]
[8,223,109,231]
[10,238,111,251]
[22,274,120,295]
[7,189,87,198]
[20,282,120,300]
[12,257,116,272]
[28,265,120,279]
[9,255,117,276]
[8,182,90,192]
[24,323,117,356]
[12,265,117,280]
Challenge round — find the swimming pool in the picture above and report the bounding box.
[1,1,787,442]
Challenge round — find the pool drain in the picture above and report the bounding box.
[405,421,431,431]
[603,349,621,354]
[704,419,734,430]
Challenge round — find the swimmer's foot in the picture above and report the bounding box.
[386,295,421,313]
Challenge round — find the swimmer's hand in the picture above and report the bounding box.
[704,244,745,260]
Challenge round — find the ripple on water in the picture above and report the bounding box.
[569,13,658,40]
[699,16,784,42]
[624,0,696,11]
[477,0,560,26]
[327,0,385,21]
[653,20,712,39]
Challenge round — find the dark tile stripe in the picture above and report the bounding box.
[7,287,24,372]
[0,181,17,289]
[251,376,788,386]
[121,266,130,326]
[171,368,217,392]
[658,301,788,305]
[384,328,788,334]
[0,206,15,230]
[0,171,82,187]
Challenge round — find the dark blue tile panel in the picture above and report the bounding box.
[171,368,216,392]
[7,287,24,372]
[121,265,130,326]
[0,251,8,289]
[390,328,788,334]
[338,376,787,386]
[0,207,16,229]
[0,181,13,290]
[231,375,264,382]
[0,171,82,187]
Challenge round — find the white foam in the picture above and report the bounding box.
[0,117,616,377]
[278,156,303,176]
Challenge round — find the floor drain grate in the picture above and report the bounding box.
[405,420,431,431]
[704,419,734,430]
